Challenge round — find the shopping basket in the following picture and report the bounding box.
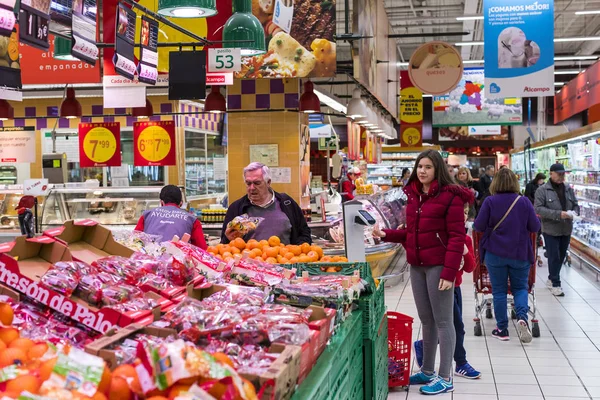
[387,311,413,389]
[472,231,540,338]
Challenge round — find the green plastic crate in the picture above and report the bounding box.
[294,262,376,294]
[348,339,364,385]
[364,315,389,400]
[349,376,364,400]
[359,282,386,340]
[328,362,351,400]
[291,349,331,400]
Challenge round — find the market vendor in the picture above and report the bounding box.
[221,162,311,245]
[338,166,361,202]
[135,185,207,249]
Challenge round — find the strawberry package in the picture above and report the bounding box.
[92,256,145,285]
[230,258,295,287]
[167,241,231,279]
[40,261,97,297]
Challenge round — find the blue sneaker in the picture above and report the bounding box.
[420,376,454,395]
[409,370,436,385]
[455,362,481,379]
[414,340,424,367]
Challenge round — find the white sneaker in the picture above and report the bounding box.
[517,320,533,343]
[546,280,552,289]
[550,287,565,297]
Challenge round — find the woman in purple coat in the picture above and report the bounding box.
[474,168,540,344]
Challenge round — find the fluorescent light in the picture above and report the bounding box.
[554,82,565,86]
[455,41,484,46]
[314,89,347,114]
[554,70,581,75]
[555,37,600,42]
[555,55,598,61]
[456,15,483,20]
[464,59,484,64]
[575,10,600,15]
[397,62,409,67]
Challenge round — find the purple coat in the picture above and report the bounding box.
[474,193,541,263]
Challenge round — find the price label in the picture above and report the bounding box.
[402,127,421,146]
[82,127,117,163]
[137,125,171,162]
[208,48,241,73]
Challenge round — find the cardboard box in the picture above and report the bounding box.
[241,344,302,400]
[307,305,336,357]
[297,330,319,385]
[0,236,163,333]
[85,322,177,370]
[44,220,134,264]
[186,282,226,301]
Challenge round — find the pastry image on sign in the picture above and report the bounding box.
[408,41,463,95]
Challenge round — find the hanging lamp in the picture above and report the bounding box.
[299,80,320,113]
[205,86,226,113]
[158,0,217,17]
[60,88,82,119]
[223,0,266,56]
[132,98,154,118]
[0,100,14,121]
[346,88,367,119]
[54,37,80,61]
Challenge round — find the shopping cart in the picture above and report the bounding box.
[388,311,413,389]
[472,231,540,338]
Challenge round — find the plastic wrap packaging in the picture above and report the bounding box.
[230,258,294,287]
[92,256,145,285]
[113,229,165,256]
[226,213,264,236]
[168,241,231,279]
[53,261,96,278]
[204,339,279,375]
[106,296,157,313]
[40,268,80,297]
[272,277,358,309]
[236,304,312,346]
[106,332,176,366]
[202,284,269,309]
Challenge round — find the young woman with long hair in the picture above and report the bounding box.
[374,150,474,395]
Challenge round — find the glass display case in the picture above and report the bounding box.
[0,167,18,186]
[184,130,227,200]
[40,186,186,229]
[0,187,45,241]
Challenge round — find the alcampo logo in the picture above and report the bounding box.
[524,86,550,93]
[490,83,501,94]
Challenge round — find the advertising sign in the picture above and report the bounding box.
[0,31,21,89]
[70,0,98,65]
[114,3,137,79]
[24,179,50,196]
[0,0,17,38]
[408,42,463,95]
[554,61,600,124]
[433,68,522,127]
[137,16,158,84]
[483,0,554,98]
[133,121,176,166]
[400,70,423,147]
[78,122,121,168]
[0,127,35,163]
[49,0,72,36]
[208,48,241,73]
[438,125,510,142]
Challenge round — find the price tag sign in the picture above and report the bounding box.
[133,121,176,166]
[78,123,122,167]
[208,48,241,73]
[18,5,50,50]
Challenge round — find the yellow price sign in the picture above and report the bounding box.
[82,127,118,164]
[137,125,172,162]
[402,127,421,146]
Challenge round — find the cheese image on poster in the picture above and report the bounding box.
[483,0,554,98]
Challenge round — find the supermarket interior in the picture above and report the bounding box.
[2,0,600,399]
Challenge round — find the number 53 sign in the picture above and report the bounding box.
[208,48,241,73]
[78,123,122,167]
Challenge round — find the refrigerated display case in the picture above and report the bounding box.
[184,130,227,202]
[40,186,186,230]
[0,187,45,242]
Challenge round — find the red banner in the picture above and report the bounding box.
[133,121,176,166]
[78,122,122,167]
[400,70,423,147]
[554,61,600,124]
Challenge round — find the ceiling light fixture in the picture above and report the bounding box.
[314,89,347,114]
[223,0,266,56]
[132,98,154,118]
[158,0,217,17]
[0,100,14,121]
[299,80,321,114]
[346,88,367,119]
[59,87,82,119]
[554,55,598,61]
[454,41,484,46]
[457,37,600,47]
[575,10,600,15]
[456,15,483,21]
[554,70,581,75]
[204,85,227,113]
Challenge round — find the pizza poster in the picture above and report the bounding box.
[78,122,122,167]
[133,121,176,166]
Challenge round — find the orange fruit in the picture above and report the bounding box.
[230,247,241,254]
[241,249,252,257]
[241,378,258,400]
[320,256,332,262]
[6,374,41,394]
[268,236,280,247]
[306,251,319,262]
[0,348,27,368]
[284,252,295,260]
[289,257,300,263]
[331,256,341,262]
[39,357,57,381]
[146,397,169,400]
[0,327,19,345]
[98,365,112,395]
[265,247,279,258]
[278,247,288,256]
[326,267,338,273]
[28,343,49,360]
[339,256,348,262]
[206,246,218,254]
[112,364,141,395]
[231,238,247,250]
[258,240,269,248]
[168,384,191,400]
[251,248,262,258]
[311,245,324,258]
[212,352,235,369]
[298,255,311,263]
[289,245,302,256]
[222,251,233,259]
[0,302,14,326]
[207,381,231,399]
[219,246,231,256]
[9,338,35,353]
[265,257,278,264]
[215,254,223,260]
[92,393,108,400]
[246,239,259,250]
[108,376,132,400]
[0,340,6,353]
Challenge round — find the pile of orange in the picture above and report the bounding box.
[207,236,348,264]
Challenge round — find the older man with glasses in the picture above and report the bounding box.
[221,162,311,245]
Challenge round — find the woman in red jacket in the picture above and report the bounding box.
[374,150,474,395]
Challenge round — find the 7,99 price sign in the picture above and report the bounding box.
[133,121,176,166]
[78,123,122,167]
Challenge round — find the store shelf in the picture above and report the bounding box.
[568,182,600,188]
[572,234,600,254]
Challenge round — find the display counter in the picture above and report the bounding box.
[0,187,45,243]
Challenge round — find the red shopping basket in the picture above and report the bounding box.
[388,311,413,388]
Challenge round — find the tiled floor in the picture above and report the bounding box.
[386,254,600,400]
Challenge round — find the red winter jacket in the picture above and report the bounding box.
[382,180,474,282]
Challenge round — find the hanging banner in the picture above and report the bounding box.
[78,122,121,168]
[408,42,463,95]
[0,0,17,38]
[483,0,554,98]
[114,2,137,79]
[19,0,50,50]
[400,70,423,147]
[554,61,600,124]
[0,127,36,163]
[133,121,175,166]
[70,0,98,65]
[49,0,72,36]
[0,30,21,89]
[137,16,158,85]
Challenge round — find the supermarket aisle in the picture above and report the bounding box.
[386,257,600,400]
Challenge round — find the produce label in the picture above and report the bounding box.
[133,121,176,166]
[78,122,122,168]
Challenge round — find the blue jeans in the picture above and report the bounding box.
[453,287,467,366]
[543,234,570,287]
[484,252,531,330]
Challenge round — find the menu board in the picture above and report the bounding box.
[113,2,136,79]
[137,16,158,84]
[19,0,51,50]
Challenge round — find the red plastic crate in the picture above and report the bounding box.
[387,311,413,388]
[298,329,320,383]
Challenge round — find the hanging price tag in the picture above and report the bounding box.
[78,123,122,167]
[133,121,176,166]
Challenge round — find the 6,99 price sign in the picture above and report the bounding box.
[133,121,176,166]
[78,123,122,167]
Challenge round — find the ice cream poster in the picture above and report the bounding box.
[483,0,554,98]
[432,68,522,127]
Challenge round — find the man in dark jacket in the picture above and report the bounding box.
[221,162,311,245]
[534,163,579,297]
[476,165,495,201]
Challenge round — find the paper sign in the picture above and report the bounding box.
[78,122,121,167]
[270,167,291,183]
[137,16,158,85]
[309,124,332,138]
[114,3,137,79]
[249,144,278,167]
[70,0,98,65]
[0,0,16,38]
[213,157,226,180]
[24,179,49,196]
[0,127,36,163]
[400,71,423,147]
[133,121,176,166]
[208,48,241,73]
[273,0,293,33]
